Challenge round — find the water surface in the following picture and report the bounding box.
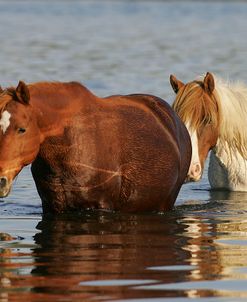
[1,1,247,301]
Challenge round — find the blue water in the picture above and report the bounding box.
[1,1,247,301]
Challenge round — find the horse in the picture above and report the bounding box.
[0,81,191,213]
[170,72,247,191]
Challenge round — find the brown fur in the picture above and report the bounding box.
[172,81,220,132]
[0,81,191,213]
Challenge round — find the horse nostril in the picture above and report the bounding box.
[194,164,201,174]
[0,177,7,189]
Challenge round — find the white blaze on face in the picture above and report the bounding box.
[186,122,202,181]
[0,110,11,134]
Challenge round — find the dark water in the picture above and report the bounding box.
[1,1,247,301]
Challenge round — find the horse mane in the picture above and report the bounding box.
[172,75,247,159]
[25,81,74,95]
[28,81,81,90]
[0,81,88,114]
[214,76,247,159]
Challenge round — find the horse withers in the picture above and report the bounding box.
[171,72,247,191]
[0,81,191,213]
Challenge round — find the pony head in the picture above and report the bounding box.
[170,72,220,182]
[0,81,41,197]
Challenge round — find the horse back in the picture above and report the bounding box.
[107,93,191,157]
[104,93,191,189]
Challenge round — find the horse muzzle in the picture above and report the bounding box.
[0,176,11,197]
[184,172,202,183]
[185,162,202,183]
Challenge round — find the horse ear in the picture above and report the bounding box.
[16,81,30,104]
[203,72,215,95]
[170,75,184,94]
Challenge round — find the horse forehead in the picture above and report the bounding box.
[0,110,11,134]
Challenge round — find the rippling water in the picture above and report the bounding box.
[1,1,247,301]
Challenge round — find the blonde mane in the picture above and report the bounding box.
[214,76,247,159]
[0,81,85,115]
[172,75,247,159]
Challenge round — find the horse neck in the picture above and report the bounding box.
[214,79,247,161]
[29,82,97,142]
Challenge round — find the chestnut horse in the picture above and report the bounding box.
[171,72,247,191]
[0,81,191,213]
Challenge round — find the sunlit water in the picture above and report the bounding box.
[1,1,247,301]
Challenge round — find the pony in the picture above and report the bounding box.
[0,81,191,213]
[170,72,247,191]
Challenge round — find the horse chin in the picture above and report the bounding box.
[0,186,11,198]
[184,175,202,183]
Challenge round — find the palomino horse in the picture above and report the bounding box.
[0,81,191,213]
[171,72,247,191]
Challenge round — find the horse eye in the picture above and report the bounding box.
[18,127,26,134]
[204,117,212,125]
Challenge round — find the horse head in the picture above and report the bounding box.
[0,81,41,197]
[171,72,220,182]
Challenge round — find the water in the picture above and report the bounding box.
[1,0,247,301]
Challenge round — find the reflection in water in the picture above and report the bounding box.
[0,233,13,302]
[210,189,247,204]
[31,212,191,301]
[0,206,247,301]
